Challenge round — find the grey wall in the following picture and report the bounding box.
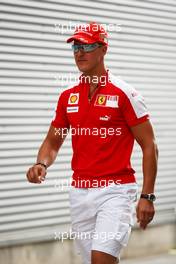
[0,0,176,247]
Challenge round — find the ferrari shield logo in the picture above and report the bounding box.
[95,95,107,106]
[95,94,118,108]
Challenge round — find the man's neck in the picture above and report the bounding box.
[82,65,107,86]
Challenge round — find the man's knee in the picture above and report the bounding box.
[91,250,119,264]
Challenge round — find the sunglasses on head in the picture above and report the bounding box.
[72,43,103,53]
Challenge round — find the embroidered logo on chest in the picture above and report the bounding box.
[99,115,111,121]
[67,106,79,113]
[95,94,118,108]
[68,93,79,104]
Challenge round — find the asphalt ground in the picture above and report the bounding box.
[121,252,176,264]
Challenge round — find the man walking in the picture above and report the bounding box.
[26,22,158,264]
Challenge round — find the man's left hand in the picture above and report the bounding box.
[136,198,155,230]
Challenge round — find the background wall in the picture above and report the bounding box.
[0,0,176,259]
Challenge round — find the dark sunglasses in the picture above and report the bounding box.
[72,43,103,53]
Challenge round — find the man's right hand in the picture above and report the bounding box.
[26,125,67,184]
[26,164,47,184]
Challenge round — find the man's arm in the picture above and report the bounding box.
[26,125,67,184]
[130,120,159,229]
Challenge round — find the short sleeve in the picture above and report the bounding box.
[120,88,149,127]
[51,92,70,128]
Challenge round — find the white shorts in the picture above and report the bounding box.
[69,182,138,264]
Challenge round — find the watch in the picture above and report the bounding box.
[140,193,156,202]
[35,162,47,170]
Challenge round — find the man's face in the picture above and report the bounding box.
[73,41,107,73]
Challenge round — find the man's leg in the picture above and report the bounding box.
[69,187,96,264]
[91,183,138,264]
[91,250,119,264]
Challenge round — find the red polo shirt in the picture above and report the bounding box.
[51,71,149,188]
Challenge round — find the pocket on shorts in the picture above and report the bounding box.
[115,208,134,247]
[117,222,131,247]
[121,184,138,203]
[115,217,132,247]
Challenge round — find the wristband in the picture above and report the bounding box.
[35,162,47,169]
